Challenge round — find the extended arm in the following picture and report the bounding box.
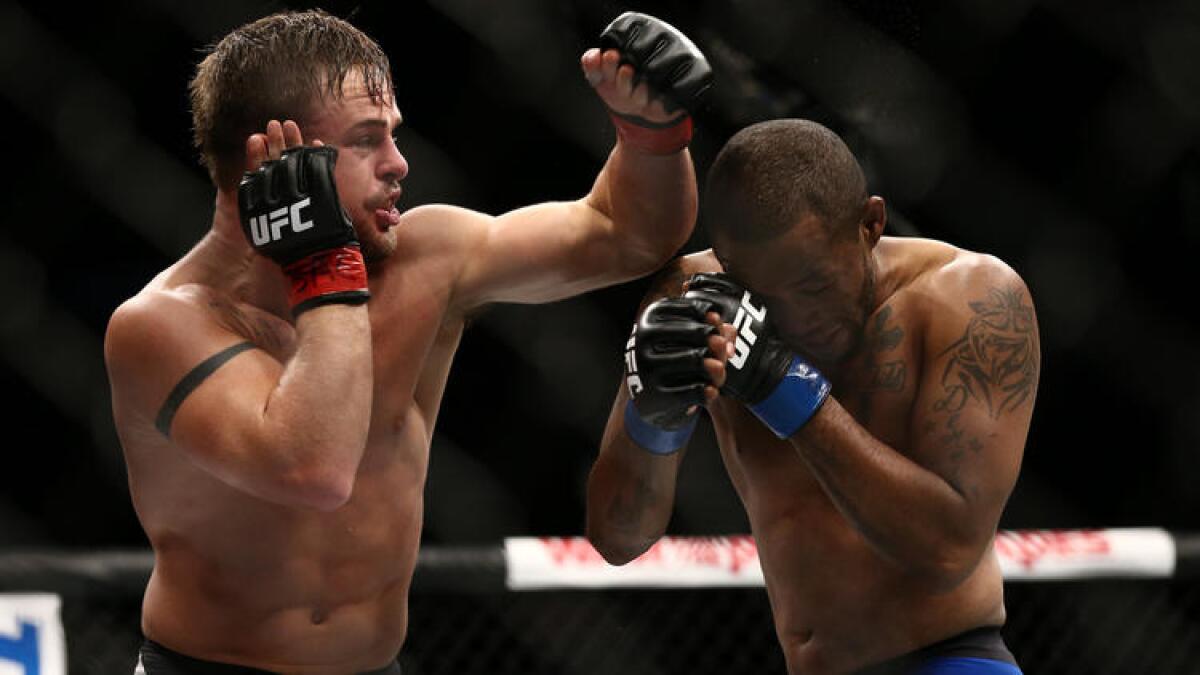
[449,13,710,309]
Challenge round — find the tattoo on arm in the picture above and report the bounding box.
[934,286,1038,419]
[156,342,256,437]
[210,298,286,355]
[928,286,1038,495]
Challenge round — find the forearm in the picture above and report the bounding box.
[590,143,697,276]
[587,433,681,565]
[580,10,707,275]
[790,398,988,584]
[252,304,373,508]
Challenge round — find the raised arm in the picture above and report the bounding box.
[105,122,374,512]
[586,261,731,564]
[687,261,1039,587]
[449,13,710,309]
[796,263,1038,585]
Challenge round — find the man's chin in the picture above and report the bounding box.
[357,229,397,262]
[360,239,394,263]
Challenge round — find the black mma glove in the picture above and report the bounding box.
[684,273,831,438]
[239,146,370,315]
[598,12,713,154]
[622,297,717,454]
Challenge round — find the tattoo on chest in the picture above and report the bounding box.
[934,286,1038,419]
[210,298,288,355]
[855,306,907,424]
[864,306,907,391]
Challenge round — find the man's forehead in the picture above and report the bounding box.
[311,71,401,129]
[338,69,394,101]
[718,235,834,285]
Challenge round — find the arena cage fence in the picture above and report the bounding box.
[1,528,1199,674]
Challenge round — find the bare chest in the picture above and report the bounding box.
[360,261,463,447]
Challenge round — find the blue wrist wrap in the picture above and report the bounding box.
[748,355,831,439]
[623,400,698,455]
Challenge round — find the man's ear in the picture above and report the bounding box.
[862,195,886,247]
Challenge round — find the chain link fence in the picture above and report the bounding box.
[4,543,1200,674]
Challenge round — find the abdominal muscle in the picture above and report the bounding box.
[753,506,1005,674]
[135,421,429,674]
[715,405,1004,675]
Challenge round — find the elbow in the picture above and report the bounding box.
[617,216,694,279]
[602,205,695,282]
[621,243,681,283]
[268,427,367,511]
[585,522,657,566]
[587,534,644,567]
[277,465,356,512]
[919,560,973,592]
[910,541,987,591]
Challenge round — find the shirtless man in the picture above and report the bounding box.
[103,9,710,674]
[587,119,1038,674]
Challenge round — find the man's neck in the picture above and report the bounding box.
[186,190,292,320]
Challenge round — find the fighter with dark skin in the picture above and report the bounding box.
[588,119,1037,674]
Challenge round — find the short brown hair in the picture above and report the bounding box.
[705,119,868,244]
[189,9,393,190]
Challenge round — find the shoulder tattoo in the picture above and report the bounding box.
[934,286,1038,419]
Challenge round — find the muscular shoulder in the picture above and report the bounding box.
[398,202,574,256]
[901,240,1037,356]
[105,287,251,411]
[399,203,486,236]
[919,243,1030,313]
[106,287,210,358]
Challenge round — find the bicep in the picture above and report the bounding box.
[451,199,626,307]
[166,344,282,469]
[107,296,283,475]
[908,278,1040,526]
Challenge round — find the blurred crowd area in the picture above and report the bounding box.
[0,0,1197,550]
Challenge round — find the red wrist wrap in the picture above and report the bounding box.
[283,245,370,315]
[608,110,693,155]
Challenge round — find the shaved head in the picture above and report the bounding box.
[705,119,868,246]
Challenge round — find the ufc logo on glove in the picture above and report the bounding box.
[730,292,768,370]
[624,325,644,397]
[247,197,314,245]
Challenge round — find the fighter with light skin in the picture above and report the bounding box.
[105,10,710,674]
[588,119,1038,674]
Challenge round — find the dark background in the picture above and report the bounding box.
[1,0,1197,551]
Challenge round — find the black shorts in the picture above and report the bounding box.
[134,639,402,675]
[855,625,1021,674]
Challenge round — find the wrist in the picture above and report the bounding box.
[747,355,831,439]
[623,400,697,455]
[608,109,693,155]
[282,245,370,315]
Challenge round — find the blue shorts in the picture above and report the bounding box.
[857,626,1022,674]
[912,656,1022,674]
